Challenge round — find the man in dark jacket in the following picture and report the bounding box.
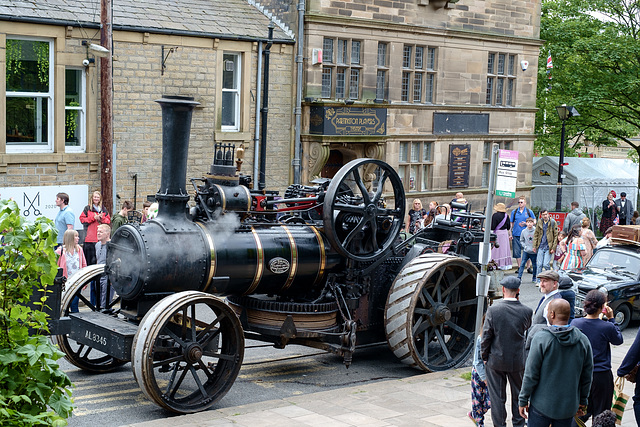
[562,201,586,234]
[615,192,634,225]
[519,298,593,424]
[481,276,533,427]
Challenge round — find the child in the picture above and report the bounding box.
[55,229,87,313]
[469,326,490,426]
[553,230,567,271]
[517,217,537,282]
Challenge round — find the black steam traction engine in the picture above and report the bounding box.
[51,96,492,414]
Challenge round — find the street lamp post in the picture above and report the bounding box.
[555,104,579,211]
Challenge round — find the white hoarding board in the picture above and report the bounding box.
[0,185,89,230]
[495,150,519,198]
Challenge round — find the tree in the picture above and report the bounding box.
[537,0,640,206]
[0,199,74,425]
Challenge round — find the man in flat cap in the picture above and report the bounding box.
[481,276,533,427]
[526,270,563,352]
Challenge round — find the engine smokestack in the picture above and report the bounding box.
[155,95,200,219]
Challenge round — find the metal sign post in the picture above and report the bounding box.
[475,143,499,337]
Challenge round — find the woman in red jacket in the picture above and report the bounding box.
[79,191,110,305]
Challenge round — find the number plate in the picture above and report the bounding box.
[68,312,138,361]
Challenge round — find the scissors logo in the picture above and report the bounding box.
[23,192,41,216]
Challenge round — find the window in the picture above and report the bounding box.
[401,45,436,104]
[221,53,241,131]
[65,68,86,152]
[486,52,516,106]
[398,141,434,192]
[6,37,54,152]
[321,38,362,100]
[481,141,512,187]
[376,42,388,101]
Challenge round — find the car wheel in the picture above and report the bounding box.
[614,304,631,331]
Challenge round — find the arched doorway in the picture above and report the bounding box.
[321,150,344,179]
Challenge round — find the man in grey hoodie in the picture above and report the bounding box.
[562,201,586,234]
[519,299,593,425]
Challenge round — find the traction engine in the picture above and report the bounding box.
[52,96,491,414]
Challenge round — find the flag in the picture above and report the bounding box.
[546,52,553,70]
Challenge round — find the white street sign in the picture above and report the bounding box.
[495,149,519,198]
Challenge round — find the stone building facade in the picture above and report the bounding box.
[0,1,295,218]
[263,0,542,210]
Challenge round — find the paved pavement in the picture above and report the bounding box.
[123,336,639,427]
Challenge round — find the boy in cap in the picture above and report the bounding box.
[481,276,533,427]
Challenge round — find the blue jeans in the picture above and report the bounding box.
[517,251,537,281]
[536,248,552,274]
[527,404,573,427]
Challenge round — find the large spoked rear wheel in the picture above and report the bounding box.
[52,264,126,372]
[322,158,405,262]
[132,291,244,414]
[385,254,478,371]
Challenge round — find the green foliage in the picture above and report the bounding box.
[460,371,472,381]
[0,199,74,426]
[536,0,640,162]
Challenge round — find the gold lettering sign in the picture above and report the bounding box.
[324,107,385,135]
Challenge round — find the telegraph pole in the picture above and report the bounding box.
[100,0,114,212]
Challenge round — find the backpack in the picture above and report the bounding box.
[510,207,534,223]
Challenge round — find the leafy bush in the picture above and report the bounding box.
[0,199,73,426]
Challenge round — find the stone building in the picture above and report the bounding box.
[263,0,542,211]
[0,0,295,219]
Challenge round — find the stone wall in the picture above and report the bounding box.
[0,23,295,208]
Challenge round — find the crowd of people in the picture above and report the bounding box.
[468,191,640,426]
[472,272,627,426]
[487,196,620,281]
[53,191,150,312]
[404,191,468,234]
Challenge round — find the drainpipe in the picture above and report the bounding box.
[259,23,274,190]
[293,0,305,184]
[253,42,263,190]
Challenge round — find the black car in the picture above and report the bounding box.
[571,244,640,330]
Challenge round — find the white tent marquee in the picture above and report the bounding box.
[531,156,638,214]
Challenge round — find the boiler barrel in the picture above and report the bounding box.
[107,221,342,300]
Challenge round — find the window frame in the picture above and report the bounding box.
[401,44,436,104]
[321,37,363,100]
[221,52,242,132]
[486,52,517,107]
[398,141,434,192]
[64,67,87,153]
[375,42,388,102]
[5,36,55,154]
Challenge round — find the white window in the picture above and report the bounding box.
[221,53,241,131]
[5,37,54,153]
[398,141,434,192]
[65,68,86,152]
